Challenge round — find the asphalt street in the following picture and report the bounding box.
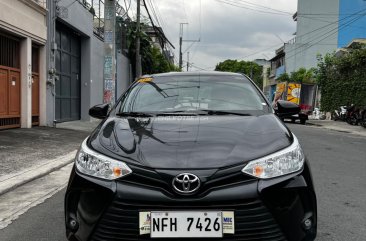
[0,123,365,241]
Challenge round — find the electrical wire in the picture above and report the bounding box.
[216,0,291,16]
[228,8,366,62]
[147,0,161,26]
[147,0,173,43]
[232,0,293,15]
[119,0,132,18]
[142,0,174,50]
[285,11,366,60]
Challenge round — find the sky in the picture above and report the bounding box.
[127,0,298,71]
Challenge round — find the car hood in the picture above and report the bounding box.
[89,114,292,169]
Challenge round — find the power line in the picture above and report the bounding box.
[191,8,366,65]
[120,0,132,18]
[147,0,161,26]
[285,11,366,61]
[142,0,175,49]
[216,0,291,16]
[287,7,366,44]
[148,0,173,43]
[188,6,366,68]
[233,0,292,15]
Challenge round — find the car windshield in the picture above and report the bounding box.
[117,75,269,115]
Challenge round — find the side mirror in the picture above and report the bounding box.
[275,100,301,117]
[89,104,110,119]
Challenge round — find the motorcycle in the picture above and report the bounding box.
[332,106,347,121]
[359,109,366,128]
[345,105,359,125]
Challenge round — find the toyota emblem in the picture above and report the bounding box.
[172,173,201,194]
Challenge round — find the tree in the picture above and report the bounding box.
[290,68,316,84]
[126,21,179,78]
[215,60,263,89]
[316,48,366,111]
[277,68,316,84]
[277,73,290,82]
[150,47,179,74]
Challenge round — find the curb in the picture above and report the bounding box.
[306,121,366,137]
[0,151,77,196]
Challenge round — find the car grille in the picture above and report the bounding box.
[119,165,256,197]
[90,198,287,241]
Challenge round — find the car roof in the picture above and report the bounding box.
[147,71,246,78]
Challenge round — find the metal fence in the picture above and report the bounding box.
[79,0,127,40]
[78,0,105,39]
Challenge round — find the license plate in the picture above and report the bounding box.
[150,211,223,238]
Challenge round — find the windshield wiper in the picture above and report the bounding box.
[116,112,154,117]
[198,110,252,116]
[156,111,198,116]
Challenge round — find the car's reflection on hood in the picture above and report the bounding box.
[89,114,292,169]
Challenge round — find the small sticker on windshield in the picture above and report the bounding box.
[138,77,153,83]
[262,103,267,106]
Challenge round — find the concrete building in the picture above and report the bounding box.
[0,0,47,129]
[253,59,270,92]
[46,0,132,126]
[145,25,175,64]
[285,0,366,73]
[336,38,366,57]
[265,47,286,101]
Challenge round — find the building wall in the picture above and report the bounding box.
[0,0,47,43]
[285,0,340,73]
[46,0,131,125]
[90,36,104,107]
[0,0,47,128]
[338,0,366,48]
[116,52,132,99]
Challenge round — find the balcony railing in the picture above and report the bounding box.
[286,37,296,45]
[79,0,128,39]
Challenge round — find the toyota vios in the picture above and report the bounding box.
[65,72,317,241]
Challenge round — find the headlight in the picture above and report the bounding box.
[75,138,132,180]
[242,135,304,179]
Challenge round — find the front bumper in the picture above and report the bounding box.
[65,161,317,241]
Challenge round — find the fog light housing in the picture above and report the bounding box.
[303,218,312,230]
[69,218,79,231]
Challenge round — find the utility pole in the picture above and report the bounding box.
[103,0,117,105]
[187,52,190,72]
[179,23,200,71]
[135,0,142,78]
[179,23,187,71]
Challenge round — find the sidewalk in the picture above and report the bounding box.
[307,120,366,137]
[0,121,100,195]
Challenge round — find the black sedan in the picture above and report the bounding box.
[65,72,317,241]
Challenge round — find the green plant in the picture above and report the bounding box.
[316,49,366,111]
[126,22,179,77]
[215,59,263,89]
[277,73,290,82]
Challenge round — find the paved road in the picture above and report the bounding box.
[0,123,365,241]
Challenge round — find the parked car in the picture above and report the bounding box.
[275,100,308,125]
[65,72,317,241]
